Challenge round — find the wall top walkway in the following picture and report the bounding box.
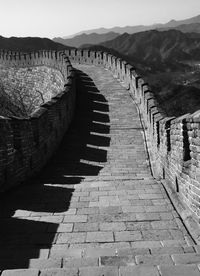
[0,63,198,274]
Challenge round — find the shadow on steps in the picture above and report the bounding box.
[0,69,110,269]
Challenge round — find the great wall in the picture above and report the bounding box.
[1,49,200,275]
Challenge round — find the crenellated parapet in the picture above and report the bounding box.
[0,50,76,191]
[1,48,200,228]
[66,49,200,224]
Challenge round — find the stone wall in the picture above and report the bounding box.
[1,48,200,225]
[0,51,76,191]
[66,49,200,222]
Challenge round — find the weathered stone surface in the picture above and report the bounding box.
[120,266,160,276]
[100,256,135,266]
[159,265,200,276]
[79,267,118,276]
[86,232,114,243]
[40,268,79,276]
[1,270,39,276]
[63,258,98,267]
[172,253,200,264]
[135,254,174,265]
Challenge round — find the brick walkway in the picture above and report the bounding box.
[0,65,200,275]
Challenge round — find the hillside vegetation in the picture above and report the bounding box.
[84,29,200,117]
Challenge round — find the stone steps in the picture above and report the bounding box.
[1,246,200,274]
[1,256,200,275]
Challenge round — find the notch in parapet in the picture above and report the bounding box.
[165,118,174,152]
[183,118,191,162]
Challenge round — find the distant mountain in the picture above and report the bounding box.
[59,14,200,39]
[0,36,72,52]
[53,32,120,48]
[164,14,200,28]
[158,23,200,33]
[87,28,200,117]
[97,30,200,72]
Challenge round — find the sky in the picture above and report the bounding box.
[0,0,200,39]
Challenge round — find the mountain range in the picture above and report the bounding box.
[84,30,200,73]
[53,14,200,48]
[158,23,200,33]
[58,14,200,38]
[53,32,120,48]
[0,36,71,52]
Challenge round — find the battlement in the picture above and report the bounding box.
[0,51,76,191]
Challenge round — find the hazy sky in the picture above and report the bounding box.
[0,0,200,38]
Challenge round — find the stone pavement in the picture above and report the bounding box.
[0,65,200,275]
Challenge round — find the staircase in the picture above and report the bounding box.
[0,65,200,276]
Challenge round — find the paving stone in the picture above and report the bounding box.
[53,209,77,215]
[1,269,39,276]
[63,215,87,223]
[139,194,164,199]
[99,242,131,249]
[29,259,62,269]
[135,213,160,221]
[160,213,173,220]
[183,246,195,253]
[129,199,153,206]
[84,248,116,257]
[56,233,86,244]
[117,248,150,256]
[145,206,168,212]
[126,222,151,231]
[131,241,162,248]
[63,257,98,267]
[99,206,122,214]
[79,196,98,202]
[194,245,200,253]
[161,240,188,247]
[70,202,89,208]
[86,231,114,242]
[49,248,83,258]
[141,230,172,240]
[151,246,184,254]
[40,216,64,223]
[79,266,118,276]
[100,222,126,231]
[120,266,160,276]
[115,231,142,242]
[74,222,99,232]
[100,256,135,266]
[169,230,185,239]
[172,253,200,264]
[13,210,32,217]
[122,206,145,213]
[47,223,73,233]
[135,254,173,265]
[76,208,99,215]
[151,221,178,229]
[69,243,100,249]
[40,268,79,276]
[159,265,200,276]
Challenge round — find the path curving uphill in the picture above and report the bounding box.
[0,63,200,275]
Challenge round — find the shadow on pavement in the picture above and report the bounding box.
[0,69,110,269]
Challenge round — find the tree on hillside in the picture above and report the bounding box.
[0,81,45,117]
